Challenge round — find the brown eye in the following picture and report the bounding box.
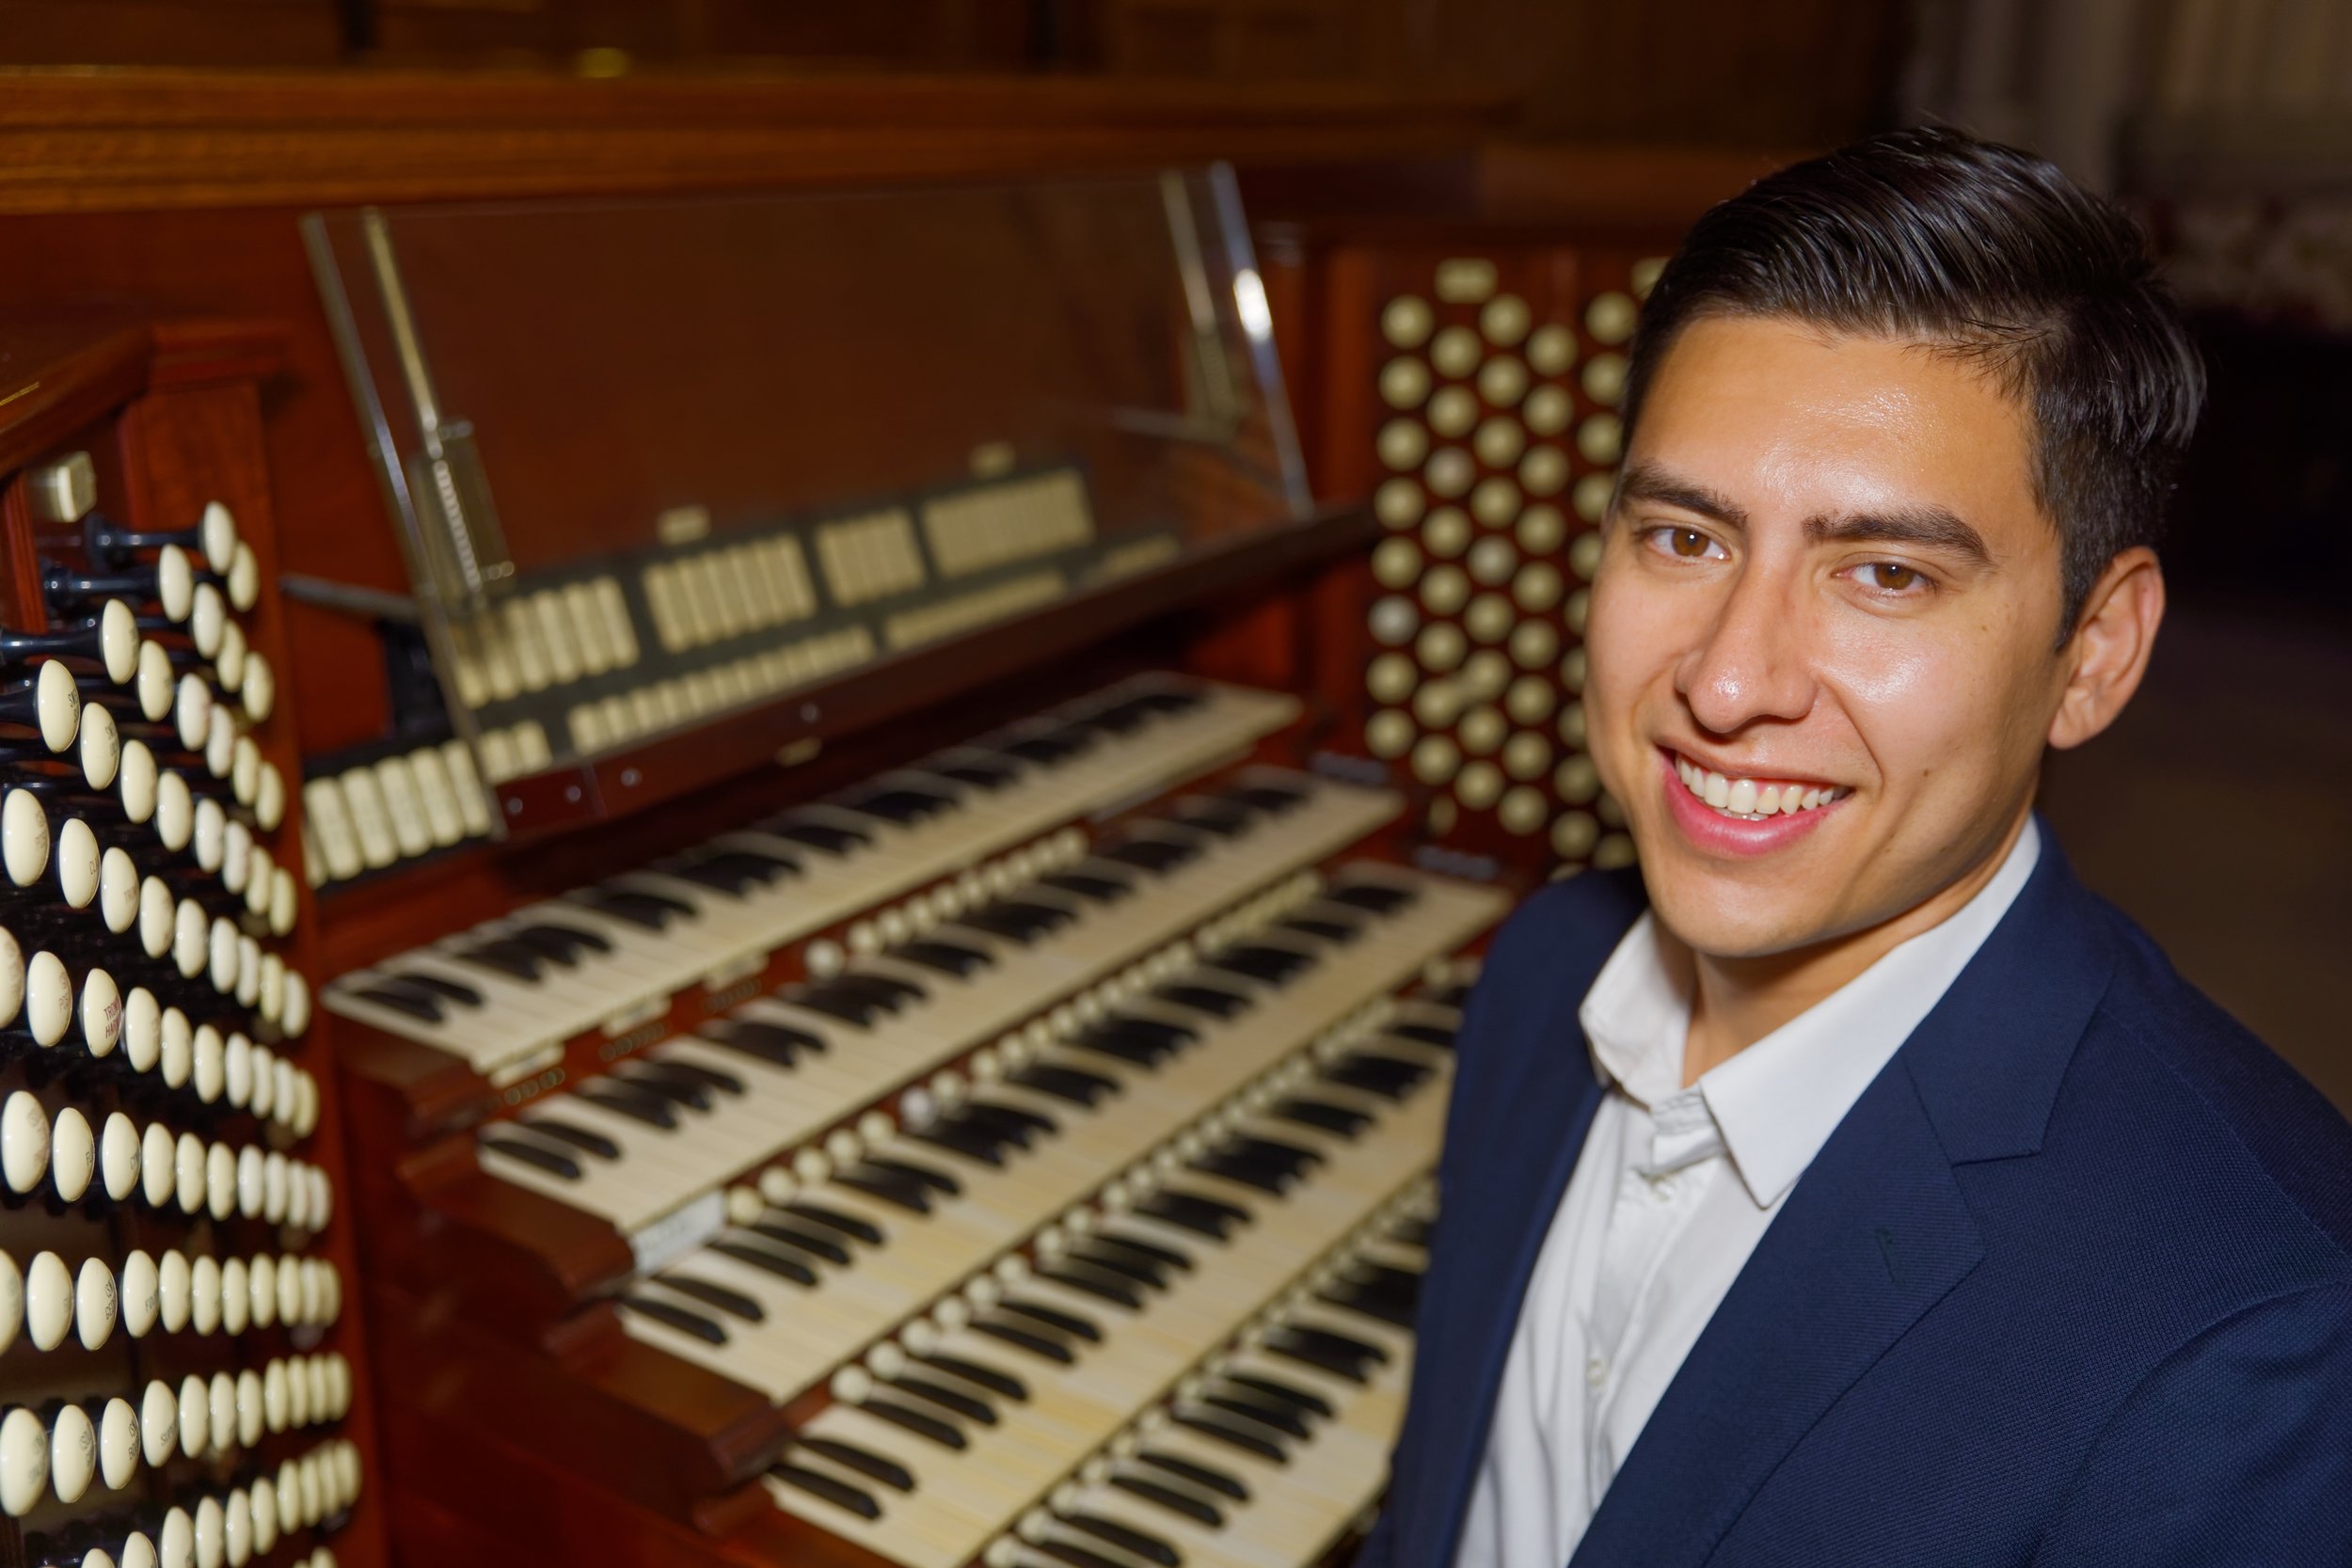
[1868,562,1920,591]
[1670,529,1711,559]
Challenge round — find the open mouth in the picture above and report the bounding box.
[1670,751,1851,821]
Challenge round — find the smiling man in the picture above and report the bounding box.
[1364,129,2352,1567]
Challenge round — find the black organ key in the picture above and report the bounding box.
[1426,981,1474,1009]
[615,1066,714,1113]
[1089,1232,1194,1275]
[767,818,868,855]
[672,850,794,895]
[459,938,547,981]
[1067,1242,1167,1290]
[914,1354,1025,1402]
[1388,1021,1457,1048]
[1078,695,1159,734]
[1099,836,1197,876]
[1320,1052,1431,1101]
[1009,1062,1120,1106]
[748,1220,851,1266]
[396,970,485,1007]
[577,1082,679,1130]
[1136,1190,1250,1240]
[1172,800,1253,839]
[862,1154,961,1196]
[1033,1541,1124,1568]
[1221,1370,1333,1418]
[1002,726,1093,765]
[769,1463,880,1520]
[1112,1473,1226,1528]
[834,1164,932,1214]
[783,1200,885,1245]
[583,888,696,929]
[892,1374,997,1425]
[1269,1098,1370,1139]
[1136,1451,1249,1501]
[1272,1323,1389,1369]
[1392,1214,1436,1249]
[1039,871,1131,905]
[639,1056,745,1097]
[1059,1512,1184,1566]
[862,1396,967,1449]
[1152,982,1252,1019]
[1204,944,1314,985]
[624,1296,727,1345]
[933,758,1018,791]
[957,899,1073,944]
[793,983,885,1028]
[1071,1015,1194,1067]
[515,921,610,962]
[1036,1262,1145,1311]
[701,1017,822,1066]
[1172,1410,1287,1464]
[961,1098,1056,1141]
[1202,1389,1311,1440]
[525,1118,623,1160]
[354,983,443,1022]
[833,970,926,1008]
[710,1242,818,1287]
[800,1436,914,1492]
[890,938,993,977]
[971,1316,1075,1364]
[660,1275,765,1323]
[847,785,956,825]
[1325,880,1416,914]
[480,1133,580,1180]
[1188,1149,1295,1196]
[1263,1333,1369,1385]
[909,1120,1007,1167]
[1279,915,1361,945]
[1221,780,1307,813]
[999,1297,1102,1342]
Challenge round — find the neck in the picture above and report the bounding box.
[1677,810,2032,1086]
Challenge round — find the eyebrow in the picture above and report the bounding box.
[1617,461,1994,568]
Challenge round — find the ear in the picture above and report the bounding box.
[2048,546,2164,752]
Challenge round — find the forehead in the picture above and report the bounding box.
[1632,314,2043,534]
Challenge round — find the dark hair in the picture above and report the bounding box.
[1622,125,2204,638]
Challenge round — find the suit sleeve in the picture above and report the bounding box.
[2032,1283,2352,1567]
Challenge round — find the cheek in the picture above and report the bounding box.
[1819,614,2039,789]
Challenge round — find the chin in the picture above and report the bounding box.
[1638,863,1827,961]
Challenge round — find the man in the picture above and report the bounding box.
[1365,128,2352,1567]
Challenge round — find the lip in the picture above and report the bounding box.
[1656,745,1844,859]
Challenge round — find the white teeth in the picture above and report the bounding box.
[1676,753,1849,819]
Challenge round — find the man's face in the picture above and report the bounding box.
[1584,314,2070,959]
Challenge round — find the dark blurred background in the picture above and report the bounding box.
[8,0,2343,1098]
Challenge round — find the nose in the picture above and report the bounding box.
[1674,561,1816,735]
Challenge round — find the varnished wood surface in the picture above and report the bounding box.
[0,67,1510,214]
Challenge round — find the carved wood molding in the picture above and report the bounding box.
[0,67,1511,214]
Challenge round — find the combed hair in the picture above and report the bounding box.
[1622,126,2205,638]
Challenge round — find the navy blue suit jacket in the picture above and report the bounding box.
[1365,830,2352,1567]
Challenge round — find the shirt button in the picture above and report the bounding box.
[1585,1355,1609,1387]
[1652,1175,1677,1201]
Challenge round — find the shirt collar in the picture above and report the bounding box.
[1578,817,2042,1208]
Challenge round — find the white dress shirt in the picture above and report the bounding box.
[1453,819,2042,1568]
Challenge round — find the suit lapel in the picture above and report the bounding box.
[1565,831,2117,1568]
[1565,1060,1983,1568]
[1404,1025,1607,1566]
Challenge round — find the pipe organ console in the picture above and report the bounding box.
[0,99,1740,1568]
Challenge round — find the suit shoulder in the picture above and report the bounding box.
[2078,903,2352,1261]
[1479,864,1647,984]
